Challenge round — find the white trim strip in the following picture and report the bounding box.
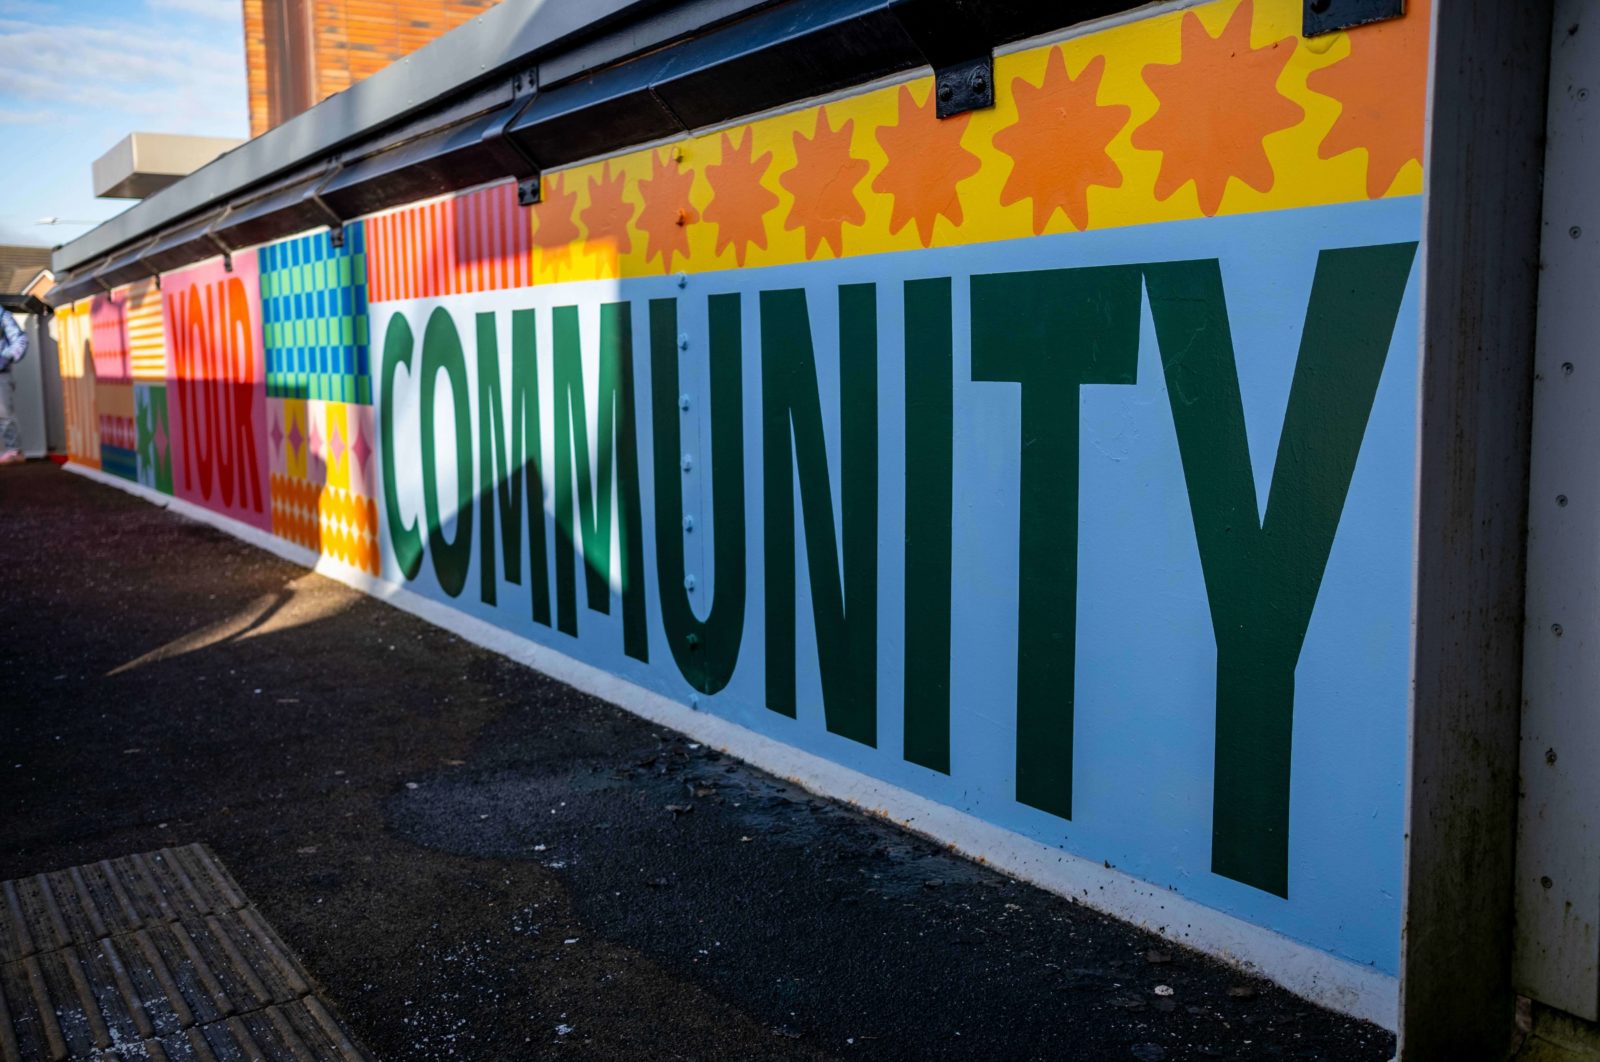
[64,460,1399,1030]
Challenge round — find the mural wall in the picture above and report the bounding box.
[55,300,98,470]
[55,0,1429,978]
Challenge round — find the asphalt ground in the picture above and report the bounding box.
[0,462,1397,1061]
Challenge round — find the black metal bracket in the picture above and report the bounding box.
[1304,0,1405,37]
[308,163,348,247]
[889,0,996,118]
[139,236,162,289]
[933,55,993,117]
[485,70,544,206]
[202,210,234,273]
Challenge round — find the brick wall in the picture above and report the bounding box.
[242,0,269,137]
[244,0,499,137]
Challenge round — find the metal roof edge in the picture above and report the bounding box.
[50,0,1125,287]
[51,0,699,274]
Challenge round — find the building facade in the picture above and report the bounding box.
[242,0,498,134]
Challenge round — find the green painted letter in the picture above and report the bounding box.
[1143,242,1417,896]
[551,303,648,662]
[971,265,1143,820]
[477,309,551,624]
[903,277,954,773]
[420,307,474,598]
[761,285,877,747]
[651,295,747,694]
[380,312,423,580]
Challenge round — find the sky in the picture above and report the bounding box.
[0,0,248,249]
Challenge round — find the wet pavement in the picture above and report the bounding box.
[0,463,1397,1060]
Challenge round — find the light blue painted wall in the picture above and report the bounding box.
[370,195,1422,974]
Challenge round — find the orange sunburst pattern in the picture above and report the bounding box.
[1306,0,1429,198]
[703,130,778,267]
[582,162,636,260]
[531,172,583,279]
[994,51,1128,233]
[1131,0,1303,217]
[781,107,870,259]
[871,85,981,246]
[363,0,1429,294]
[637,149,698,271]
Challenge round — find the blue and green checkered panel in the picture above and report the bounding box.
[261,223,371,404]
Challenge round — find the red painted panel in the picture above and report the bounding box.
[163,253,272,531]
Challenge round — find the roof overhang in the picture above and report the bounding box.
[49,0,1140,303]
[0,293,54,318]
[92,133,246,200]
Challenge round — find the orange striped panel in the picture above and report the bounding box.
[124,278,166,382]
[367,181,531,302]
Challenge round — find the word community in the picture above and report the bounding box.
[378,243,1418,895]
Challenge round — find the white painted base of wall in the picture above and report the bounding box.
[65,460,1400,1031]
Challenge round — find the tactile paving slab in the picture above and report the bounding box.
[0,845,369,1061]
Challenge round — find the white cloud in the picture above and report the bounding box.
[0,13,245,134]
[0,2,247,244]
